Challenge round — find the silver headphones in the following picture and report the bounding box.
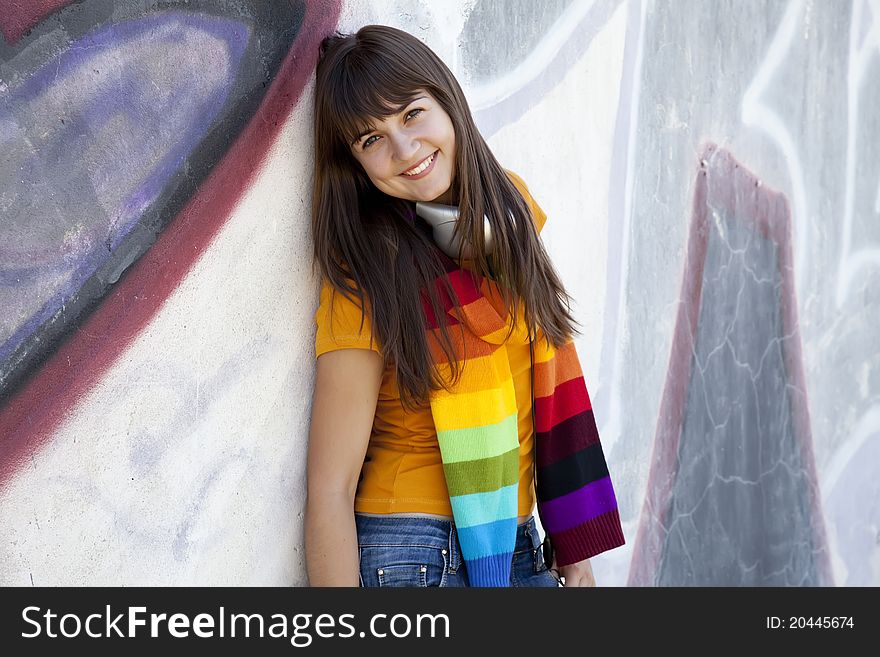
[415,202,494,260]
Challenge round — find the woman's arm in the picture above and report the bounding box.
[305,348,383,586]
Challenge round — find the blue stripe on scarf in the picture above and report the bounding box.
[455,516,517,560]
[463,552,515,587]
[449,484,518,528]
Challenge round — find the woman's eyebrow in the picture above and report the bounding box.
[352,127,374,146]
[400,95,427,109]
[352,96,429,145]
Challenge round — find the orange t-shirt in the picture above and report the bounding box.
[314,171,548,516]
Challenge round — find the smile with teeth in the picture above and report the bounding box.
[402,151,436,176]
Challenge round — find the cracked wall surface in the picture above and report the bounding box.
[651,148,831,586]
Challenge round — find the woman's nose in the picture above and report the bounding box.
[389,131,419,161]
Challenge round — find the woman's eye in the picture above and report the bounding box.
[362,135,379,148]
[405,108,423,121]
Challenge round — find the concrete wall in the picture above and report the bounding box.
[0,0,876,586]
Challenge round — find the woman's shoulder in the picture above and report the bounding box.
[315,277,381,357]
[318,276,370,309]
[503,168,529,191]
[503,169,547,234]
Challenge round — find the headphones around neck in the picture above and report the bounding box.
[415,202,494,260]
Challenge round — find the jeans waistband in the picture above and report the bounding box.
[355,513,541,554]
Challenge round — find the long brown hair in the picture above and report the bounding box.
[312,25,578,409]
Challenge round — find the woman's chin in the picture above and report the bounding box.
[413,189,449,203]
[382,179,453,203]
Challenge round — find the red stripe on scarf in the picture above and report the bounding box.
[421,269,484,330]
[446,268,485,305]
[534,376,592,433]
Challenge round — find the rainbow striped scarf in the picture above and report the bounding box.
[423,263,625,587]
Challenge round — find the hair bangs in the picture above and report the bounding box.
[328,49,433,147]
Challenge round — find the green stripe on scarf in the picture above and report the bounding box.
[441,446,519,496]
[436,414,520,463]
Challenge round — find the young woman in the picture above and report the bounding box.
[304,25,624,587]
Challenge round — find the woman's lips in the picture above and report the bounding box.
[400,150,438,180]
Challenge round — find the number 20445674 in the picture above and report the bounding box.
[766,617,854,629]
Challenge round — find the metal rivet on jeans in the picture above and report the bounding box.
[420,566,427,573]
[441,549,447,555]
[377,569,384,575]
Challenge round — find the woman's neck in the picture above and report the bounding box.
[430,186,456,205]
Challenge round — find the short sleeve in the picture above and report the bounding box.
[314,279,381,358]
[505,169,548,234]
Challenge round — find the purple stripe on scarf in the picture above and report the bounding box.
[539,476,618,534]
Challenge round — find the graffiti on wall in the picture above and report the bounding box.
[628,145,833,585]
[0,0,341,486]
[740,0,880,586]
[1,0,875,586]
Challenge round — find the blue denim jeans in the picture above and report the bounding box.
[355,513,562,587]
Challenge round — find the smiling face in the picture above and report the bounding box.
[349,90,456,204]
